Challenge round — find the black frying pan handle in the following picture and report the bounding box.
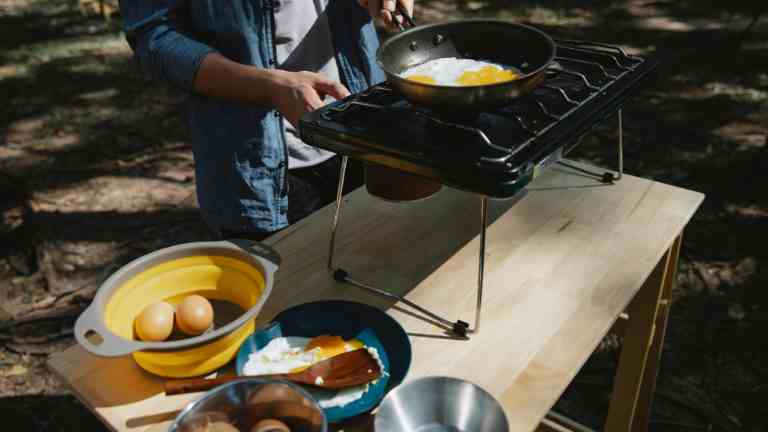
[394,0,416,31]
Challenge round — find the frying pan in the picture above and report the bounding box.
[376,18,556,111]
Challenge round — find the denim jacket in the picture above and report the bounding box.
[119,0,385,233]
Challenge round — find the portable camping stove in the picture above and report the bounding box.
[300,40,658,337]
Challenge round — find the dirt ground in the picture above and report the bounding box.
[1,1,766,431]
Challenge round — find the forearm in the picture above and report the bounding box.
[132,28,285,108]
[193,53,281,107]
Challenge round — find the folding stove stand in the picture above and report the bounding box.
[327,156,490,337]
[309,40,647,338]
[323,109,625,338]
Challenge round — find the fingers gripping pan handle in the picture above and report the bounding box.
[75,305,141,357]
[394,0,416,29]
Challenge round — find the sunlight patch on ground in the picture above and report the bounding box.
[417,3,594,27]
[713,121,767,150]
[4,33,129,72]
[77,88,119,101]
[704,82,768,104]
[463,1,486,11]
[506,6,594,27]
[418,1,466,24]
[0,0,40,14]
[26,132,80,152]
[4,117,46,143]
[0,146,28,166]
[0,65,26,78]
[725,205,768,219]
[672,81,768,104]
[634,16,716,32]
[31,176,193,213]
[632,15,766,33]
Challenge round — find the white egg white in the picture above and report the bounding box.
[400,57,507,86]
[243,337,314,375]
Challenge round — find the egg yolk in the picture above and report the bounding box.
[305,335,364,360]
[457,66,518,86]
[290,335,364,372]
[406,74,437,85]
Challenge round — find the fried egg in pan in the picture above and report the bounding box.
[401,57,521,86]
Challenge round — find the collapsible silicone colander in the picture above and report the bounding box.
[74,240,280,378]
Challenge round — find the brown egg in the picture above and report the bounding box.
[250,419,290,432]
[176,295,214,335]
[247,384,305,406]
[134,301,175,342]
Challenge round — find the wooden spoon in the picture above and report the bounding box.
[165,349,382,395]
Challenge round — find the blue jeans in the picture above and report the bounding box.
[219,157,363,240]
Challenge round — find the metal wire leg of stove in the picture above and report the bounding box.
[327,156,485,338]
[558,108,624,183]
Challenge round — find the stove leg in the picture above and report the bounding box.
[327,156,349,272]
[600,107,625,183]
[470,196,488,334]
[336,271,459,330]
[615,108,624,182]
[556,108,624,184]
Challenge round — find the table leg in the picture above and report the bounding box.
[631,234,681,431]
[538,418,577,432]
[604,234,682,432]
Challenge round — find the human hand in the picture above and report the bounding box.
[358,0,414,29]
[268,70,350,129]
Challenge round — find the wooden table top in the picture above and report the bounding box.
[48,162,704,432]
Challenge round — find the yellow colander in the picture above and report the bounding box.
[74,240,280,378]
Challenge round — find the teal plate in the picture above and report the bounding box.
[236,300,412,422]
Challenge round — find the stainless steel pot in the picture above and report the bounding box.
[375,376,509,432]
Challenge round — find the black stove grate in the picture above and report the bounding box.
[300,39,658,198]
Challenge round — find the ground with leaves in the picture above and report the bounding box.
[1,0,766,431]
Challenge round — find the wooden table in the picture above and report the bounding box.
[48,162,703,432]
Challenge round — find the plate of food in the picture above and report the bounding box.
[236,300,411,422]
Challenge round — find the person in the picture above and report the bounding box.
[119,0,414,239]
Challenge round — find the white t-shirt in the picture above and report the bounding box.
[274,0,339,169]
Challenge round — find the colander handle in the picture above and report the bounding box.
[229,239,281,274]
[75,305,141,357]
